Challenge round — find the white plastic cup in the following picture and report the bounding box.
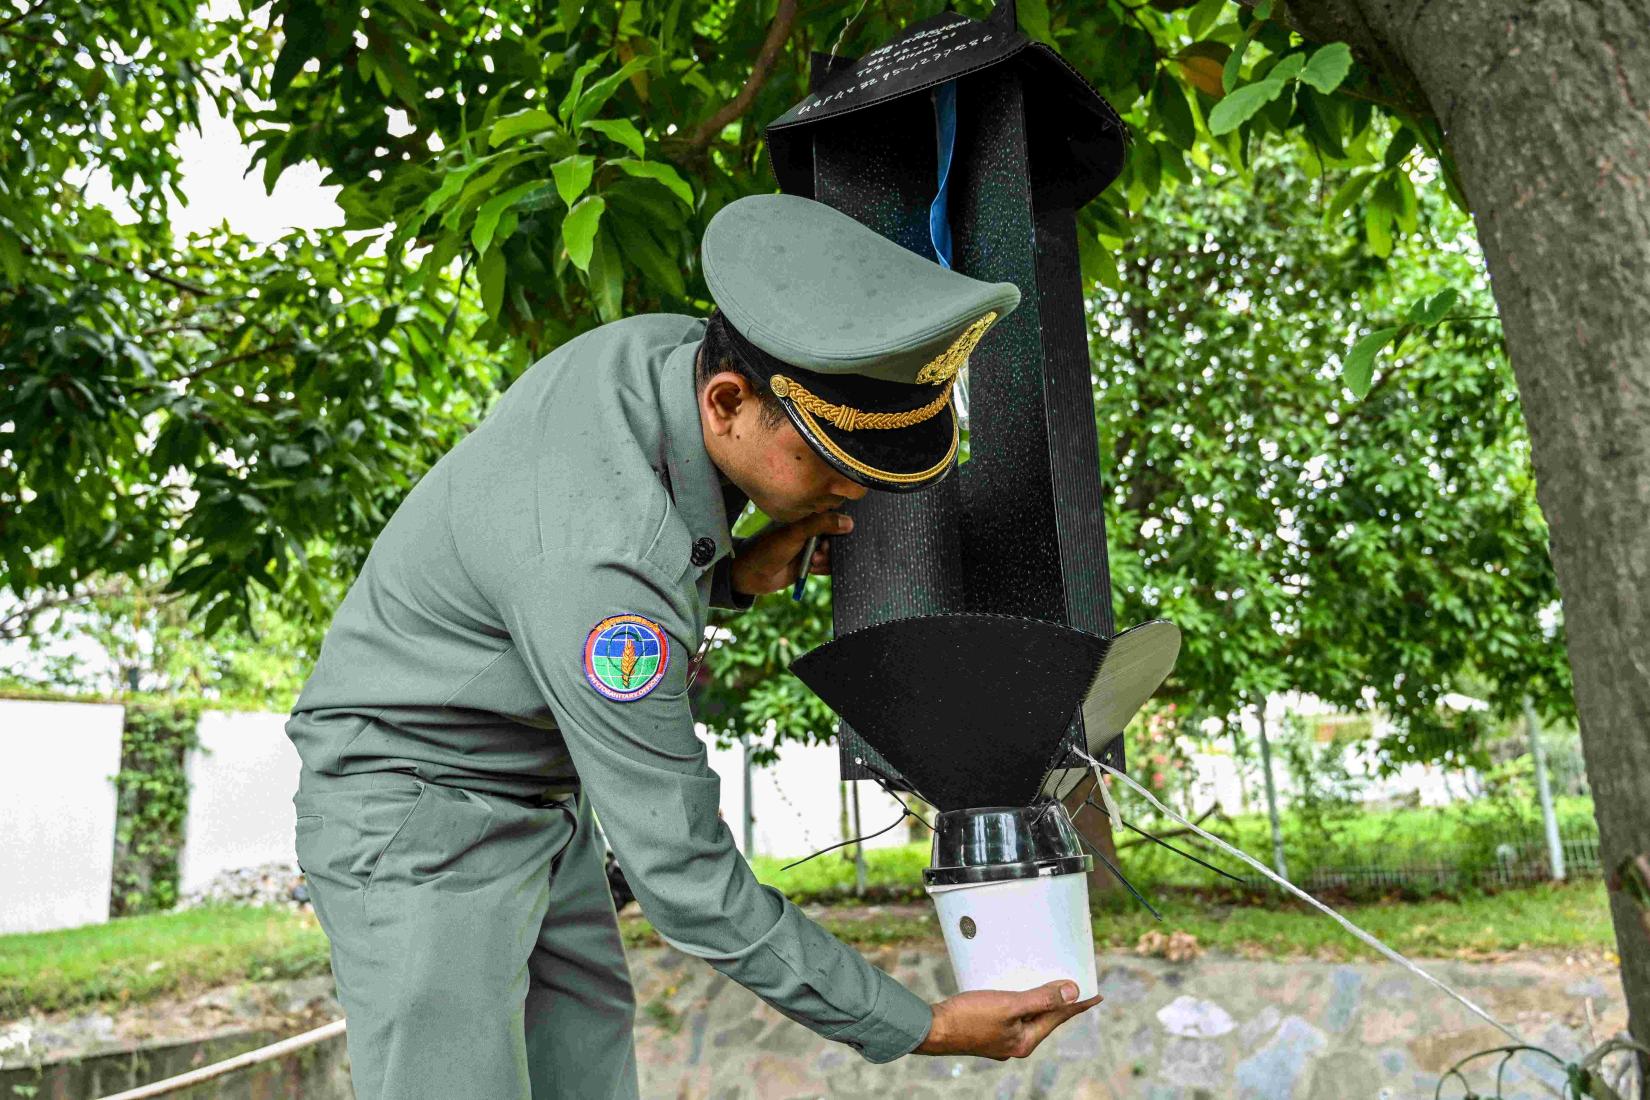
[926,870,1098,1001]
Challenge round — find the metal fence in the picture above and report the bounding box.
[1224,829,1601,894]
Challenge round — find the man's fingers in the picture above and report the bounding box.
[1023,981,1080,1017]
[1018,991,1103,1053]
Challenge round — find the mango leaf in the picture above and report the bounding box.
[1208,78,1285,136]
[556,57,603,125]
[1300,42,1353,94]
[1018,0,1052,42]
[570,56,652,129]
[1384,126,1418,168]
[1152,70,1196,149]
[582,117,645,157]
[551,154,595,207]
[562,194,605,271]
[478,244,506,320]
[1297,89,1346,159]
[611,216,685,299]
[471,180,541,254]
[1365,178,1397,257]
[1267,53,1306,83]
[610,158,694,207]
[489,108,557,148]
[1185,0,1226,40]
[1222,23,1259,93]
[1325,171,1375,220]
[1343,326,1400,397]
[587,226,624,322]
[1176,42,1229,99]
[1405,288,1458,327]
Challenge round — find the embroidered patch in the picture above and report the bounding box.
[584,614,671,702]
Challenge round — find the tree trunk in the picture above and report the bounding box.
[1284,0,1650,1049]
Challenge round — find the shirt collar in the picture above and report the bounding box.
[658,321,733,574]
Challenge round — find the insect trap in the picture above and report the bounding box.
[792,615,1180,999]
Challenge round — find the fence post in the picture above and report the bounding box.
[1524,698,1566,882]
[1255,703,1289,881]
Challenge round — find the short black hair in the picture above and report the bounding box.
[694,311,789,431]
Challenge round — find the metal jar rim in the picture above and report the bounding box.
[923,854,1093,887]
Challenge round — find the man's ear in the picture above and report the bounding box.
[701,370,755,438]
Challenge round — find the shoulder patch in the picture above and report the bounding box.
[584,614,671,702]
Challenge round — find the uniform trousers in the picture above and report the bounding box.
[292,765,640,1099]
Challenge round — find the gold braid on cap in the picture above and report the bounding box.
[769,374,955,431]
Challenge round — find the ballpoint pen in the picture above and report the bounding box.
[791,533,820,601]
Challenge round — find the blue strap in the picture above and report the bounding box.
[929,81,957,270]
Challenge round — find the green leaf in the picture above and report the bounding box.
[557,0,584,31]
[1405,288,1459,327]
[478,245,506,320]
[1267,53,1306,83]
[562,195,605,271]
[1018,0,1053,42]
[1299,42,1353,94]
[1207,78,1285,135]
[551,155,595,207]
[1366,178,1396,256]
[1325,172,1375,220]
[1254,0,1274,18]
[489,108,557,148]
[1297,89,1346,160]
[610,216,685,299]
[610,158,694,207]
[1185,0,1225,40]
[0,228,23,285]
[471,180,541,254]
[582,117,645,157]
[1152,70,1196,150]
[1384,126,1419,168]
[1343,326,1400,396]
[1222,26,1257,94]
[557,58,602,125]
[587,226,625,322]
[571,57,653,129]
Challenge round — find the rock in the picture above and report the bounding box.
[173,861,312,912]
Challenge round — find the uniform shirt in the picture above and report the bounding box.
[285,313,932,1063]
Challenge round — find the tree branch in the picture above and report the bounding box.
[674,0,798,155]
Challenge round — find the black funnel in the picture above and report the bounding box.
[791,614,1179,810]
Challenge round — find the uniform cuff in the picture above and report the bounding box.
[826,969,933,1064]
[709,541,757,611]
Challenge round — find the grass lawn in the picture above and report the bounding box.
[2,874,1611,1020]
[0,904,331,1018]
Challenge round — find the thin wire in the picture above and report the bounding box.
[1074,830,1162,921]
[780,807,911,872]
[1079,794,1247,886]
[852,754,937,832]
[1078,748,1526,1046]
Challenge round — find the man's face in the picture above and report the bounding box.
[698,368,870,525]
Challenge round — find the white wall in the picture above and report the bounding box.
[0,700,125,934]
[178,710,304,895]
[699,725,914,859]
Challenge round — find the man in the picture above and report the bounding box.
[286,193,1102,1099]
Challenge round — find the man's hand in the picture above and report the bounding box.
[727,512,853,597]
[916,981,1102,1061]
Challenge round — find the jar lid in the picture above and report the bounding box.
[923,802,1094,886]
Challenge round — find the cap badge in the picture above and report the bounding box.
[915,311,998,385]
[584,614,670,702]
